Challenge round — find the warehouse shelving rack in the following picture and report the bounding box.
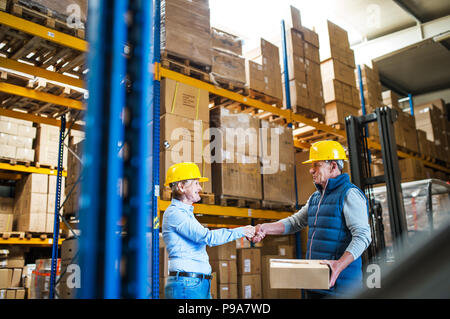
[0,2,449,298]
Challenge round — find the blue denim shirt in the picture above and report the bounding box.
[162,199,246,275]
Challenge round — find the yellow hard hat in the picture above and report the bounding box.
[302,140,348,164]
[164,162,209,186]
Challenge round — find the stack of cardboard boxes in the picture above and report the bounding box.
[237,248,261,299]
[210,107,261,200]
[354,64,383,114]
[160,79,211,194]
[260,120,296,206]
[0,116,36,162]
[208,241,238,299]
[0,248,26,299]
[318,21,360,126]
[64,138,82,217]
[35,124,68,168]
[161,0,211,67]
[245,38,283,101]
[210,27,245,87]
[414,101,448,162]
[14,173,62,233]
[283,8,324,117]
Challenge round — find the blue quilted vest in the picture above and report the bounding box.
[306,173,366,297]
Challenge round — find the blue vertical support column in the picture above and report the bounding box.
[408,94,414,116]
[151,0,161,299]
[104,0,128,299]
[123,0,153,299]
[49,115,66,299]
[79,0,127,298]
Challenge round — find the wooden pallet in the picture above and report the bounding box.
[261,200,296,212]
[161,51,211,83]
[216,195,261,209]
[0,157,31,167]
[0,68,85,117]
[209,73,247,92]
[6,0,86,39]
[248,89,282,108]
[0,28,86,80]
[294,105,325,122]
[0,231,25,239]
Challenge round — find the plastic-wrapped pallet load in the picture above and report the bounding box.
[210,27,245,86]
[161,0,212,67]
[30,258,60,299]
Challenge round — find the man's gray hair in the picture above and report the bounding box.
[170,179,194,199]
[326,159,344,172]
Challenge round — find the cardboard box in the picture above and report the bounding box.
[0,144,16,158]
[261,255,302,299]
[210,272,217,299]
[0,213,13,232]
[270,259,330,289]
[218,283,238,299]
[207,241,236,261]
[238,274,262,299]
[160,78,209,122]
[382,90,400,109]
[0,121,18,135]
[10,268,22,287]
[321,59,356,87]
[296,26,319,48]
[288,79,309,111]
[304,42,320,64]
[0,197,14,215]
[210,260,237,284]
[211,49,246,84]
[0,268,11,288]
[287,55,306,82]
[325,101,359,126]
[18,125,37,139]
[211,155,262,199]
[237,248,261,275]
[209,107,259,157]
[211,27,242,56]
[245,60,266,93]
[399,158,426,181]
[286,28,304,58]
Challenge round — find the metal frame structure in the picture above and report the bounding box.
[346,107,408,262]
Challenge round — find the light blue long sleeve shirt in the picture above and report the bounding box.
[162,199,246,275]
[280,188,372,260]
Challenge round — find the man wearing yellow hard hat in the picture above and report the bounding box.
[162,162,256,299]
[252,140,371,299]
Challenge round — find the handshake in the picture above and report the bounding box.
[242,224,267,243]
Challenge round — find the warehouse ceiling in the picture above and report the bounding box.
[327,0,450,96]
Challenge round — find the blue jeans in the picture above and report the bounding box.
[164,275,212,299]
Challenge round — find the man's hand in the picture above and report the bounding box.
[320,251,354,287]
[242,225,256,240]
[251,224,266,243]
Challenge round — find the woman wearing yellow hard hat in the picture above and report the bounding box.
[251,140,372,299]
[162,162,255,299]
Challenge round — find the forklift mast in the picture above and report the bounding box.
[345,107,409,263]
